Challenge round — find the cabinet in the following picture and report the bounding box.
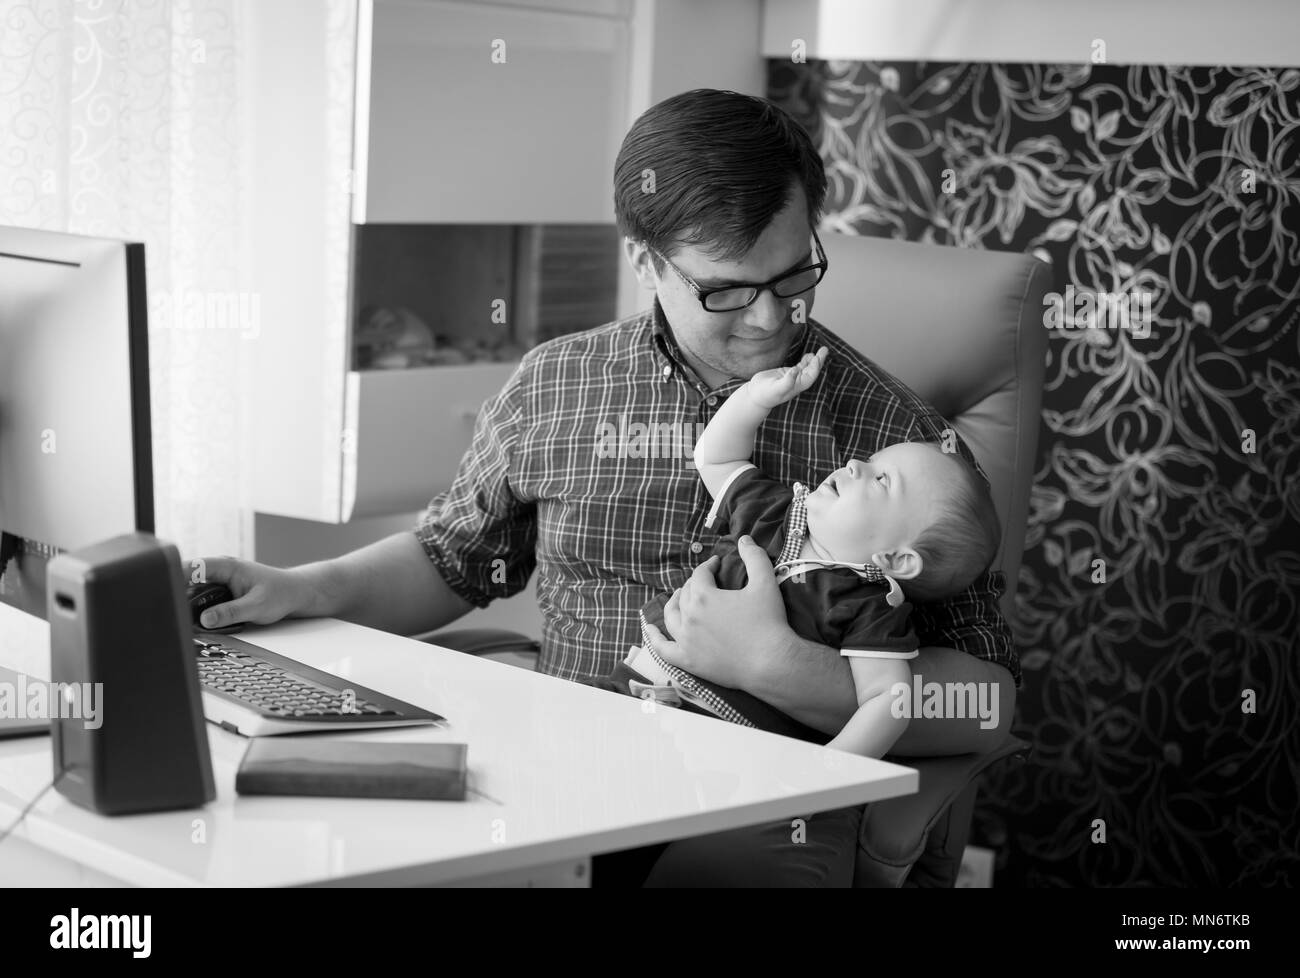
[355,0,631,225]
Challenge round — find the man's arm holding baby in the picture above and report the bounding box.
[648,542,1016,756]
[776,632,1016,756]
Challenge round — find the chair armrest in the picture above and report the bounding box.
[854,734,1030,887]
[412,628,540,656]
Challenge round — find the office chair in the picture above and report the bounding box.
[416,232,1051,887]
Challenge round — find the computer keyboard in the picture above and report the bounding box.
[193,633,443,737]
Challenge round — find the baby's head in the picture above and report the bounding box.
[804,441,1001,602]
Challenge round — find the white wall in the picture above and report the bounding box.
[361,0,631,224]
[761,0,1300,65]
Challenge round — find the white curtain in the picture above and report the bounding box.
[1,0,353,560]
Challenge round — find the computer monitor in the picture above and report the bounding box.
[0,226,154,620]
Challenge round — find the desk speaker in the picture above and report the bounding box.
[46,532,215,814]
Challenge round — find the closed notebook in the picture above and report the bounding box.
[235,739,468,800]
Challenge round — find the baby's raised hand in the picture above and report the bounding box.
[746,346,829,409]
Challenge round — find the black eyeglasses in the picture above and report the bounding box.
[648,230,829,313]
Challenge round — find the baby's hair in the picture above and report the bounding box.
[906,445,1001,603]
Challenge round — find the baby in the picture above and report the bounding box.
[586,346,1001,758]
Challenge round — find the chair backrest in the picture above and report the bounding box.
[811,233,1051,623]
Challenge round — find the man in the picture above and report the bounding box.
[197,90,1019,886]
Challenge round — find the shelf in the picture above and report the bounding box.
[341,363,519,521]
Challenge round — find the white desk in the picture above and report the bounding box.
[0,608,916,886]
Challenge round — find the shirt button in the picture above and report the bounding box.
[706,396,718,406]
[690,542,703,554]
[661,364,672,379]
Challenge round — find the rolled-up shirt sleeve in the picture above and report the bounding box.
[413,359,537,608]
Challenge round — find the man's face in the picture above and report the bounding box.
[626,189,816,386]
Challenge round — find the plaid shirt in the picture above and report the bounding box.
[415,301,1020,688]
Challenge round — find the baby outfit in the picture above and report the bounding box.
[583,464,919,742]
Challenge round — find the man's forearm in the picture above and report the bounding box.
[890,649,1016,756]
[747,637,1017,755]
[745,632,860,736]
[290,531,474,636]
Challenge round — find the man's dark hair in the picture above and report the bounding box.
[613,89,827,265]
[907,447,1002,604]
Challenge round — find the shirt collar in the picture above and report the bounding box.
[774,484,906,607]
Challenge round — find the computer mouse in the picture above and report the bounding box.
[186,582,245,634]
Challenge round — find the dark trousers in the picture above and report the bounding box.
[593,805,863,888]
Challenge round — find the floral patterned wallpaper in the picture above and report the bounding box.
[769,60,1299,886]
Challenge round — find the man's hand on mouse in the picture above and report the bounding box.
[184,556,323,630]
[644,536,796,689]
